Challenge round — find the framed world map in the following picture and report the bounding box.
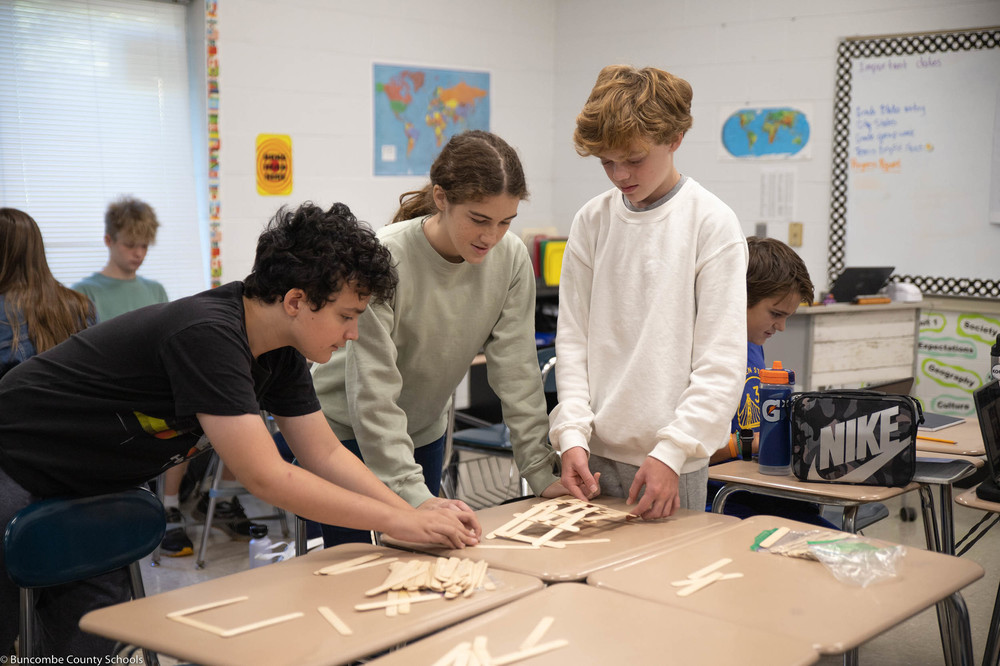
[373,63,490,176]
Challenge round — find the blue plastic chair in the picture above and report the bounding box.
[3,487,165,663]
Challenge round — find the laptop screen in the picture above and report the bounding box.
[828,266,895,303]
[974,379,1000,484]
[865,377,914,395]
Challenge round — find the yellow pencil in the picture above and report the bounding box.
[916,435,956,445]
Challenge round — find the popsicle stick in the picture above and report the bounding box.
[672,572,743,587]
[168,614,226,635]
[492,639,570,665]
[486,504,549,539]
[431,642,472,666]
[472,544,540,550]
[317,556,397,576]
[562,538,610,545]
[314,552,383,575]
[520,616,554,650]
[355,593,442,611]
[318,606,352,635]
[676,572,723,597]
[472,636,491,665]
[220,612,303,637]
[167,596,248,618]
[398,590,411,614]
[386,591,398,618]
[687,557,733,580]
[759,527,790,549]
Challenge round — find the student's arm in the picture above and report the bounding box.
[481,245,563,498]
[629,240,749,519]
[547,218,601,501]
[345,301,472,518]
[198,411,479,547]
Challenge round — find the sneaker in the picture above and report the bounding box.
[160,507,193,557]
[194,494,268,541]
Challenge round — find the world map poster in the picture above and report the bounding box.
[373,63,490,176]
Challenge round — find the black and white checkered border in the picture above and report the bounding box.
[828,28,1000,298]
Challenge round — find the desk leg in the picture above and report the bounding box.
[919,485,941,552]
[841,505,858,533]
[710,485,741,514]
[944,592,975,666]
[919,485,957,666]
[938,484,956,555]
[983,580,1000,666]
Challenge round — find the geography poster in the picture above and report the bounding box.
[720,105,812,160]
[373,63,490,176]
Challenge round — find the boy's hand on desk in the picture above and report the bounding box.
[627,458,680,520]
[388,507,480,549]
[560,447,601,501]
[419,497,482,538]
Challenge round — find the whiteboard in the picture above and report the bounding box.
[828,29,1000,298]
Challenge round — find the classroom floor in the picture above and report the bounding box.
[131,489,998,666]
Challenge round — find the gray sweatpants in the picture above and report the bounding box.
[0,465,130,658]
[588,454,708,511]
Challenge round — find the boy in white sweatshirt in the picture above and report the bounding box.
[549,65,748,518]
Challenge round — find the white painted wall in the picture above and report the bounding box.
[551,0,1000,291]
[215,0,557,282]
[215,0,999,288]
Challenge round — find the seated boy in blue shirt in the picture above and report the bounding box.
[708,237,833,526]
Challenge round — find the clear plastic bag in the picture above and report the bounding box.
[809,537,905,587]
[754,528,905,587]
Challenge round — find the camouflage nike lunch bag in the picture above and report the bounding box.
[789,390,924,486]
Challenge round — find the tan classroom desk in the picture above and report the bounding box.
[916,418,984,456]
[709,459,920,532]
[80,543,543,666]
[383,495,738,582]
[588,515,982,660]
[366,580,820,666]
[954,484,1000,666]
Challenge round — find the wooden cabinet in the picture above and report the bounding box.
[765,302,920,391]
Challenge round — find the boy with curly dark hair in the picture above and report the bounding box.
[0,202,480,659]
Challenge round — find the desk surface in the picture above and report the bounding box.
[588,515,983,654]
[708,460,920,503]
[366,581,819,666]
[383,496,737,582]
[916,418,984,456]
[80,543,543,666]
[955,484,1000,512]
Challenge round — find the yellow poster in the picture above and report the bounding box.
[256,134,292,195]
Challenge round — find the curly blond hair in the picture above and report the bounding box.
[573,65,693,156]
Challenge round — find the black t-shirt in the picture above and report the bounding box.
[0,281,320,496]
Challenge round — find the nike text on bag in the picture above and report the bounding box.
[790,390,924,486]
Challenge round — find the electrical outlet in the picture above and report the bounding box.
[788,222,803,247]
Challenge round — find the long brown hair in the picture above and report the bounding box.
[0,208,94,354]
[392,130,528,223]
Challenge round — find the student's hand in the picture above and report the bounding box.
[419,497,482,538]
[560,447,601,501]
[627,457,680,520]
[387,508,480,549]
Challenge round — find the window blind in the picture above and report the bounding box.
[0,0,208,300]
